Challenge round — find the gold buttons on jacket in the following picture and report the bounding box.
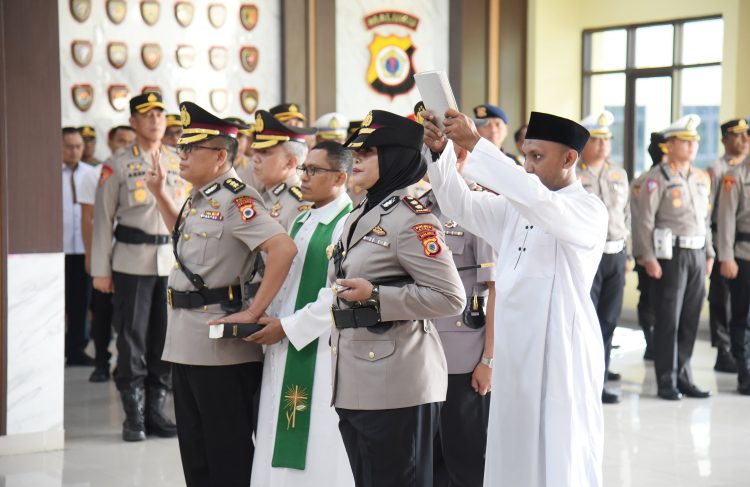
[368,351,375,359]
[190,208,197,215]
[183,233,190,240]
[332,346,337,355]
[455,320,462,327]
[200,231,208,238]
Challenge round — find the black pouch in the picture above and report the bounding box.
[462,295,486,329]
[221,300,243,314]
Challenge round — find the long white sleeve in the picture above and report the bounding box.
[281,287,334,351]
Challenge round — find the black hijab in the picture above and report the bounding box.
[364,145,426,211]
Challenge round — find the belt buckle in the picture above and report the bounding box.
[167,288,173,307]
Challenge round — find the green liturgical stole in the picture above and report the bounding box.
[271,202,351,469]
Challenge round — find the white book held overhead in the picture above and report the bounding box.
[414,70,458,128]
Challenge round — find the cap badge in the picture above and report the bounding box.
[180,105,191,127]
[686,116,698,131]
[476,106,487,118]
[597,113,608,126]
[362,111,373,128]
[329,117,340,129]
[255,112,264,132]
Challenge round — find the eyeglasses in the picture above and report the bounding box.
[296,165,341,177]
[176,144,225,155]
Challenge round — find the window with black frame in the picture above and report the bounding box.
[582,17,723,176]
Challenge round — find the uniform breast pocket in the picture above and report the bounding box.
[611,182,628,208]
[182,225,223,266]
[126,178,150,207]
[445,235,466,255]
[351,339,396,388]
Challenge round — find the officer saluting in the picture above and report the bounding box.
[331,110,465,487]
[91,92,186,441]
[577,110,631,404]
[145,102,296,486]
[635,114,713,400]
[250,110,315,229]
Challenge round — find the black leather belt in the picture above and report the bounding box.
[737,232,750,242]
[115,225,170,245]
[168,282,260,309]
[331,305,383,329]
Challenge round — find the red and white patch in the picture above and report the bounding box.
[233,196,256,222]
[646,179,659,193]
[99,164,113,187]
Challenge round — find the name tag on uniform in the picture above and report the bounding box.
[363,235,390,248]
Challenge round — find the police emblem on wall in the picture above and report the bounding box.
[240,46,258,72]
[140,0,160,25]
[240,4,258,31]
[367,34,416,98]
[209,46,228,71]
[141,85,161,94]
[108,85,130,111]
[210,89,228,113]
[240,88,259,114]
[177,88,196,105]
[70,0,91,22]
[175,45,195,68]
[208,3,227,28]
[141,43,162,69]
[174,1,194,27]
[107,42,128,69]
[71,40,93,67]
[72,84,94,112]
[106,0,127,24]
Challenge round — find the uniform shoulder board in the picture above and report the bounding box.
[402,196,431,214]
[289,185,304,201]
[380,195,399,210]
[471,183,498,195]
[272,182,287,196]
[203,182,221,196]
[223,177,246,193]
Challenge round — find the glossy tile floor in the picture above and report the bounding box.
[2,327,749,486]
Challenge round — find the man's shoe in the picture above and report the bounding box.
[677,382,711,399]
[145,388,178,438]
[607,371,621,381]
[66,353,96,366]
[738,382,750,396]
[88,365,110,383]
[657,388,683,400]
[121,389,146,441]
[602,390,620,404]
[714,348,738,373]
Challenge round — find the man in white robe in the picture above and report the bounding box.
[238,141,354,487]
[423,109,608,487]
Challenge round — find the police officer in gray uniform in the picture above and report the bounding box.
[635,114,713,400]
[707,118,749,372]
[577,110,631,404]
[420,142,498,487]
[331,110,465,487]
[91,92,187,441]
[145,102,296,486]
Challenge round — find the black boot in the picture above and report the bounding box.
[145,388,177,438]
[714,347,738,373]
[121,388,146,442]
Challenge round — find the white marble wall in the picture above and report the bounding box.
[3,253,65,451]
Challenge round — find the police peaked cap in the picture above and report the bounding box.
[344,110,424,151]
[251,110,316,149]
[177,102,246,145]
[130,92,166,114]
[525,111,590,153]
[270,103,306,123]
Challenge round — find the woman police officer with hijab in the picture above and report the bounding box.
[330,110,465,487]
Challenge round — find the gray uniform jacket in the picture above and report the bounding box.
[630,171,649,259]
[91,143,187,277]
[162,168,286,366]
[716,159,750,262]
[422,189,498,374]
[635,163,713,262]
[708,155,744,227]
[259,174,311,231]
[329,188,466,410]
[576,161,631,253]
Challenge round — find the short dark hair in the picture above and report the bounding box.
[62,126,82,137]
[312,141,353,175]
[207,135,238,165]
[108,125,135,140]
[514,124,528,143]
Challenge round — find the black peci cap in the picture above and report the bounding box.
[525,111,590,153]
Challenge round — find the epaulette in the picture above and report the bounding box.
[203,183,221,196]
[223,177,246,193]
[402,196,431,214]
[272,183,287,196]
[380,195,399,210]
[289,185,304,201]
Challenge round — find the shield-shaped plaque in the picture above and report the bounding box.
[71,40,93,67]
[70,0,91,22]
[208,3,226,28]
[141,43,162,70]
[72,84,94,112]
[209,46,228,71]
[140,0,160,25]
[141,85,161,94]
[175,45,195,68]
[108,85,130,112]
[107,42,128,69]
[240,4,258,31]
[209,89,228,113]
[240,89,259,114]
[239,46,258,73]
[174,1,194,27]
[106,0,127,24]
[176,88,196,105]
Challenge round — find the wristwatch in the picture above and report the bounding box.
[480,356,494,369]
[369,284,380,302]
